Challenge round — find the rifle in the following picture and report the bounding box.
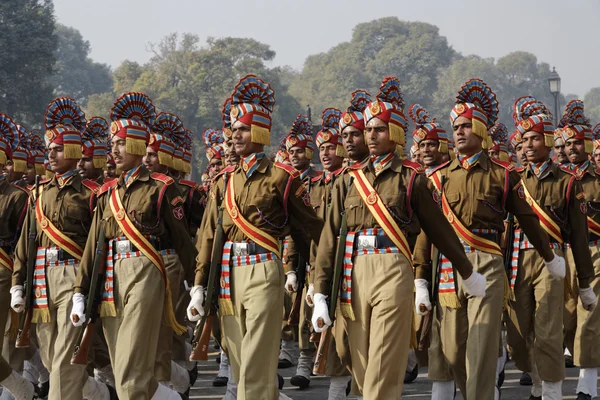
[313,176,352,375]
[502,213,515,278]
[16,176,39,348]
[190,174,229,361]
[71,190,110,365]
[417,245,439,351]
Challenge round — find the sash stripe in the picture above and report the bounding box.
[0,247,13,271]
[520,181,563,244]
[588,217,600,237]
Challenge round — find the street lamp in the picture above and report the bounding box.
[548,67,561,126]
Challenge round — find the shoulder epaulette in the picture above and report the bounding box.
[332,167,344,176]
[10,183,30,197]
[490,158,515,171]
[310,175,322,184]
[214,165,235,179]
[37,178,51,185]
[402,159,425,174]
[427,160,450,176]
[150,172,174,185]
[81,179,101,193]
[516,166,525,173]
[558,164,577,176]
[179,179,204,192]
[274,162,300,179]
[97,178,118,196]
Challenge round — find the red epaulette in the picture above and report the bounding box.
[97,178,118,196]
[558,164,577,176]
[82,179,101,193]
[402,159,425,174]
[150,172,174,185]
[179,179,204,192]
[515,166,525,173]
[332,167,344,176]
[274,162,300,179]
[12,183,30,194]
[214,165,235,179]
[310,175,322,184]
[38,178,51,185]
[490,158,515,171]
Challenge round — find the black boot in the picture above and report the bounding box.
[520,372,533,386]
[403,364,418,384]
[290,375,310,389]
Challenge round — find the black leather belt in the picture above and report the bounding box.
[231,242,270,256]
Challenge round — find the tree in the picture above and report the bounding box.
[0,0,56,126]
[50,24,112,105]
[84,92,114,121]
[112,61,146,95]
[584,88,600,123]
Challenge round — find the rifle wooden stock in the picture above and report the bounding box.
[190,316,213,361]
[17,177,39,349]
[313,327,332,375]
[71,321,94,365]
[287,292,302,326]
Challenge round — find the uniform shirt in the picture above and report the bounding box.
[0,177,29,252]
[521,161,594,285]
[175,179,206,238]
[413,152,555,280]
[73,167,197,295]
[13,172,97,286]
[314,154,473,296]
[194,155,324,287]
[574,163,600,235]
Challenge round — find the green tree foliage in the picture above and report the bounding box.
[0,0,56,126]
[584,88,600,124]
[50,24,112,105]
[84,92,114,121]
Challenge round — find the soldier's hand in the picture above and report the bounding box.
[285,272,298,293]
[311,293,332,333]
[70,293,86,327]
[544,254,566,279]
[414,279,432,315]
[305,283,315,307]
[462,270,487,297]
[579,286,597,311]
[187,285,205,322]
[10,286,25,313]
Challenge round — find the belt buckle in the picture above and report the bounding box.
[357,236,377,250]
[116,240,132,253]
[46,249,59,263]
[233,243,248,257]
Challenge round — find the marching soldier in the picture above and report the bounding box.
[412,79,563,400]
[187,74,323,400]
[557,100,600,400]
[506,97,596,400]
[510,130,529,168]
[71,92,196,400]
[0,114,38,400]
[340,90,371,168]
[593,124,600,168]
[407,103,456,399]
[79,117,110,184]
[312,76,486,399]
[23,132,46,189]
[5,124,29,188]
[104,153,117,181]
[10,97,115,399]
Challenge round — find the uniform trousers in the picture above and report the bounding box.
[506,248,566,382]
[103,255,166,400]
[221,259,284,400]
[428,305,453,381]
[346,252,414,399]
[574,243,600,367]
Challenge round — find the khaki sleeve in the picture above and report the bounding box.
[282,234,298,275]
[506,172,554,262]
[194,183,219,287]
[413,230,433,281]
[412,175,474,279]
[567,180,594,287]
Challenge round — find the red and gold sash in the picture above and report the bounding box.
[35,188,84,260]
[348,169,413,265]
[441,192,503,256]
[0,247,12,271]
[587,217,600,238]
[224,176,281,258]
[520,181,563,244]
[109,189,186,335]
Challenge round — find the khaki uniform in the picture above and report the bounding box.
[413,152,555,400]
[315,156,474,399]
[195,156,323,400]
[572,165,600,367]
[73,167,197,400]
[13,173,98,399]
[506,162,593,382]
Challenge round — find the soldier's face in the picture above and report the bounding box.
[452,116,482,155]
[111,138,143,171]
[77,156,102,180]
[143,148,167,174]
[319,143,343,171]
[515,143,528,167]
[48,143,77,174]
[419,140,442,167]
[566,139,587,164]
[105,165,116,179]
[209,158,223,176]
[553,138,568,164]
[231,121,263,157]
[289,146,310,171]
[593,147,600,168]
[522,131,550,163]
[25,165,36,185]
[342,126,369,161]
[2,160,20,182]
[225,141,240,166]
[365,118,396,156]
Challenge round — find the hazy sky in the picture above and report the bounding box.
[53,0,599,97]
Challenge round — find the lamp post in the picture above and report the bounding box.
[548,67,561,126]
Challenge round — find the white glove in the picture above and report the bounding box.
[311,293,332,333]
[305,283,315,307]
[70,293,86,327]
[10,285,25,313]
[462,271,487,297]
[186,285,205,322]
[544,254,566,279]
[579,286,597,311]
[285,271,298,293]
[414,279,432,315]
